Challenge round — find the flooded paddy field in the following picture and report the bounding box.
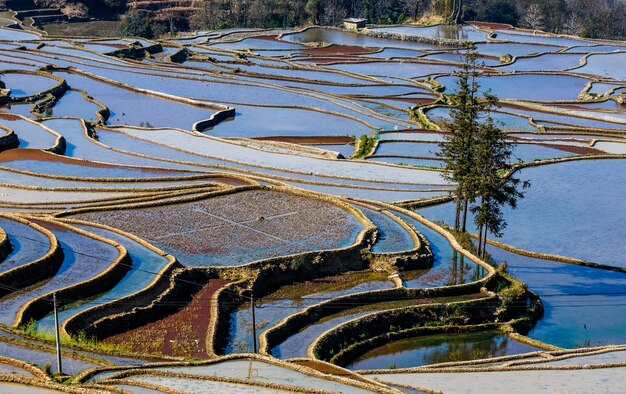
[0,12,624,392]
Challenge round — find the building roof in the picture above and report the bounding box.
[343,18,366,23]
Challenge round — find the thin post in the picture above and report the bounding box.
[461,198,469,233]
[482,227,489,259]
[53,293,62,375]
[250,294,257,354]
[476,224,483,257]
[454,198,461,231]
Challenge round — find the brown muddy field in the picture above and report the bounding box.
[104,279,232,358]
[253,136,354,144]
[304,45,379,56]
[74,189,362,264]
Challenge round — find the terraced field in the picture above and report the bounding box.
[0,11,624,393]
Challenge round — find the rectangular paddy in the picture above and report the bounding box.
[74,189,364,267]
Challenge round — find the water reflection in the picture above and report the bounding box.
[347,330,538,370]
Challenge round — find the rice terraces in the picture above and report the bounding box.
[0,11,624,393]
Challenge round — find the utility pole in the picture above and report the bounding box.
[52,293,62,375]
[250,293,257,354]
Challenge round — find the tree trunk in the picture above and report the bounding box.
[453,0,463,24]
[461,198,469,232]
[476,223,483,256]
[454,198,461,231]
[481,226,488,259]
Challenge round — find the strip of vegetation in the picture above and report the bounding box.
[353,134,377,159]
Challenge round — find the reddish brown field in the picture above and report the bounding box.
[304,45,378,56]
[537,143,603,155]
[469,21,512,30]
[103,279,232,358]
[0,113,22,121]
[0,148,177,173]
[253,136,354,144]
[297,56,368,64]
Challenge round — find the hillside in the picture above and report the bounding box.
[17,0,626,40]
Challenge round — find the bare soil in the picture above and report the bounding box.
[103,279,232,358]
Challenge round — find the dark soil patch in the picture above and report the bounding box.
[469,21,512,30]
[304,45,378,56]
[537,142,603,155]
[0,148,193,175]
[0,113,22,121]
[103,279,232,358]
[296,56,368,64]
[253,136,354,144]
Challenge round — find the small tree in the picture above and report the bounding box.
[470,116,528,258]
[438,47,528,256]
[438,47,494,232]
[523,3,546,31]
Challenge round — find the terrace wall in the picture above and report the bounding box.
[259,277,495,355]
[0,225,11,261]
[5,69,68,104]
[192,107,237,133]
[67,267,215,340]
[311,294,501,364]
[0,217,64,300]
[0,126,19,152]
[14,223,132,327]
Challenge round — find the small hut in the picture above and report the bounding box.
[343,18,366,30]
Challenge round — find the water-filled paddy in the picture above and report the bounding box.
[130,375,292,394]
[435,73,590,101]
[154,360,371,393]
[47,89,101,120]
[368,156,445,168]
[420,159,626,267]
[499,53,583,72]
[210,37,304,50]
[359,207,415,253]
[112,128,449,184]
[326,61,458,80]
[394,212,484,287]
[347,330,539,369]
[0,340,98,375]
[472,42,561,57]
[573,52,626,80]
[0,116,58,150]
[0,218,50,274]
[369,366,626,394]
[55,72,222,129]
[0,27,40,41]
[0,19,624,386]
[491,247,626,348]
[1,73,58,98]
[492,30,591,47]
[370,25,488,42]
[282,27,445,51]
[226,271,394,353]
[0,222,120,328]
[426,107,538,132]
[37,224,171,332]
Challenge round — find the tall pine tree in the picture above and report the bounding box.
[438,47,528,256]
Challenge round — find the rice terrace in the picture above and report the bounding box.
[0,0,624,392]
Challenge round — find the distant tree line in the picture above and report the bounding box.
[37,0,626,40]
[463,0,626,39]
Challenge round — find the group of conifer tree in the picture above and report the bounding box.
[438,48,528,258]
